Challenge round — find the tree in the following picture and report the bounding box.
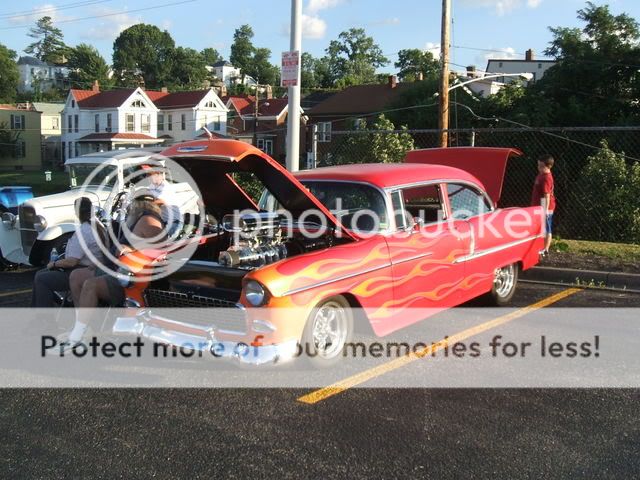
[574,140,640,242]
[230,25,255,81]
[538,2,640,125]
[201,48,222,66]
[244,47,279,85]
[67,44,112,90]
[170,47,208,89]
[325,28,388,86]
[301,53,332,89]
[0,44,19,102]
[25,16,68,64]
[327,115,414,165]
[112,24,175,89]
[395,48,439,82]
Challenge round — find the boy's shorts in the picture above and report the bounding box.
[545,213,554,235]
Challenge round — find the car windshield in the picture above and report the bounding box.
[259,181,389,233]
[69,163,118,188]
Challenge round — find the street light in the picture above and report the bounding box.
[449,72,534,92]
[434,72,534,97]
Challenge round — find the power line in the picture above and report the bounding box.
[0,0,114,20]
[0,0,196,30]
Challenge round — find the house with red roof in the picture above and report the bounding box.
[61,82,227,159]
[222,95,306,163]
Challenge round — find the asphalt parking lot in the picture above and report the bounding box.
[0,269,639,478]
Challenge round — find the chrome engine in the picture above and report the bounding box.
[218,212,288,269]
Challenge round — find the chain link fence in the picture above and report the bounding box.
[312,127,640,244]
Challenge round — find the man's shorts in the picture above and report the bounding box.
[545,213,554,235]
[95,269,126,307]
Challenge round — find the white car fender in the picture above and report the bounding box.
[37,223,77,242]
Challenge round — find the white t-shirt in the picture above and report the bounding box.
[65,222,105,267]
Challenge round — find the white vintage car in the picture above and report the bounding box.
[4,149,199,266]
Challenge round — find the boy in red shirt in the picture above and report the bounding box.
[531,154,556,254]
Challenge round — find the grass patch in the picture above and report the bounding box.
[0,170,69,196]
[552,238,640,262]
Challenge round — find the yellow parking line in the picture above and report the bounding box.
[298,288,582,405]
[0,288,32,298]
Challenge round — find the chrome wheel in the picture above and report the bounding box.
[494,264,516,298]
[310,300,349,359]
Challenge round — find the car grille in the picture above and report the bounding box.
[144,289,247,334]
[18,205,37,255]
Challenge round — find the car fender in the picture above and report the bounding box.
[37,223,77,242]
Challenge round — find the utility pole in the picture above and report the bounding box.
[438,0,451,148]
[286,0,302,171]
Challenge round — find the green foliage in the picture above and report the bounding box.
[325,28,388,86]
[480,2,640,127]
[24,16,68,64]
[170,47,208,90]
[301,53,332,89]
[574,140,640,242]
[395,49,440,82]
[201,48,222,65]
[230,25,255,81]
[112,24,176,88]
[325,115,414,165]
[67,44,112,90]
[0,44,19,102]
[244,47,279,85]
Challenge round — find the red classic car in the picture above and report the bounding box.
[114,140,545,366]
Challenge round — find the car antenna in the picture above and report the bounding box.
[202,127,214,140]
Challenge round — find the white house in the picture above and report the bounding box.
[17,56,69,94]
[61,84,161,159]
[485,49,556,85]
[148,88,228,143]
[61,84,228,159]
[208,60,257,87]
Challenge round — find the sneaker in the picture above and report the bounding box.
[46,333,85,356]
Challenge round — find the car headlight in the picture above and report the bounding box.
[245,280,267,307]
[117,267,135,288]
[33,215,47,232]
[1,212,16,229]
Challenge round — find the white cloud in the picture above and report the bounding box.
[8,4,74,25]
[306,0,345,15]
[282,0,345,40]
[461,0,543,16]
[424,42,441,59]
[80,7,141,41]
[301,14,327,39]
[483,47,519,60]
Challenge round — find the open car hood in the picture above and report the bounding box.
[404,147,523,205]
[160,139,356,240]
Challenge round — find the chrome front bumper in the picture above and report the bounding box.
[112,312,298,366]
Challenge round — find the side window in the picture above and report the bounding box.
[402,184,446,225]
[391,190,406,230]
[447,183,492,219]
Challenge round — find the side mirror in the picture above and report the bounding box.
[412,216,424,230]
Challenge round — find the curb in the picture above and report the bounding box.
[521,266,640,291]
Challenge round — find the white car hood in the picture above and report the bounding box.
[22,187,112,225]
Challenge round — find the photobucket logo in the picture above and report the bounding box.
[75,154,206,284]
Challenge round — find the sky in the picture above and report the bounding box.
[2,0,640,75]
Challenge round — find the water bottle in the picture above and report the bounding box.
[50,247,59,263]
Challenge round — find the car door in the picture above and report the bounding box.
[445,182,502,302]
[384,183,471,331]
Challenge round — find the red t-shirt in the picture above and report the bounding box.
[531,172,556,211]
